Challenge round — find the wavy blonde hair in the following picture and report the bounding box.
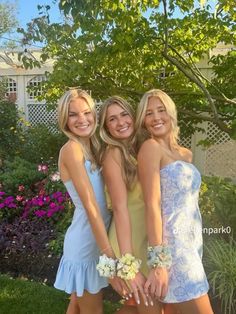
[135,89,180,149]
[99,96,137,189]
[58,88,100,169]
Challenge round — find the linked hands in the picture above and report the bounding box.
[109,276,132,300]
[109,268,169,306]
[144,267,169,300]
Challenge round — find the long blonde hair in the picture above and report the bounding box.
[58,88,100,169]
[99,96,137,189]
[135,89,180,149]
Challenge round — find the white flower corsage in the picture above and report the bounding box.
[96,254,117,278]
[117,253,142,280]
[147,244,172,269]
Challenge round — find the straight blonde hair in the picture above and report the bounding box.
[58,88,100,169]
[135,89,180,149]
[99,96,137,189]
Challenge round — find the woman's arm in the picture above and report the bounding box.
[137,139,162,245]
[137,139,168,299]
[102,147,133,255]
[61,140,114,258]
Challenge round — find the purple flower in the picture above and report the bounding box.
[49,202,57,209]
[35,210,47,217]
[8,203,17,208]
[57,196,64,203]
[5,196,15,204]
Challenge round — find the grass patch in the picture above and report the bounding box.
[0,274,120,314]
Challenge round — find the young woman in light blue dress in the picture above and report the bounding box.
[54,89,129,314]
[135,89,214,314]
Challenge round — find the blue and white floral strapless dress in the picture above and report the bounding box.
[54,160,111,296]
[161,160,209,303]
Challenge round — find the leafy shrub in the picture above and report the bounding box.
[200,176,236,240]
[0,100,22,159]
[0,157,45,195]
[19,124,66,164]
[204,237,236,314]
[0,217,56,255]
[48,201,74,255]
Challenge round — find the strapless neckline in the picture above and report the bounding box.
[160,160,192,172]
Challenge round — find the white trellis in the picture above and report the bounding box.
[204,122,236,178]
[0,76,17,98]
[25,75,58,128]
[27,75,46,100]
[27,103,57,127]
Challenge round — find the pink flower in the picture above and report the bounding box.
[38,164,48,173]
[16,195,24,202]
[18,185,25,192]
[39,189,46,196]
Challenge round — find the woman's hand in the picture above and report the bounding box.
[144,267,168,300]
[128,271,151,306]
[109,276,132,300]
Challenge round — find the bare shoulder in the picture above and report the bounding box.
[139,138,160,154]
[103,146,122,165]
[179,146,193,162]
[138,138,162,158]
[60,140,84,162]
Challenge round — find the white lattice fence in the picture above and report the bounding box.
[179,136,192,149]
[27,104,57,128]
[204,122,236,178]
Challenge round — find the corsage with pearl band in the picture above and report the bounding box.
[147,244,172,269]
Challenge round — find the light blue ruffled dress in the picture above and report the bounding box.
[54,160,111,296]
[161,160,209,303]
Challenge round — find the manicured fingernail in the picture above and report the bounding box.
[129,293,132,298]
[150,300,154,306]
[145,301,148,306]
[137,299,140,305]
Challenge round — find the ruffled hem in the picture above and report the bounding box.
[54,256,108,296]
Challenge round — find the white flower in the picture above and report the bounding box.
[50,171,60,182]
[96,254,117,278]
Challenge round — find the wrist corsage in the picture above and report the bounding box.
[147,244,172,269]
[116,253,142,280]
[96,254,117,278]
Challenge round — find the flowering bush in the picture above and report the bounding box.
[0,160,74,257]
[0,161,71,220]
[22,191,70,221]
